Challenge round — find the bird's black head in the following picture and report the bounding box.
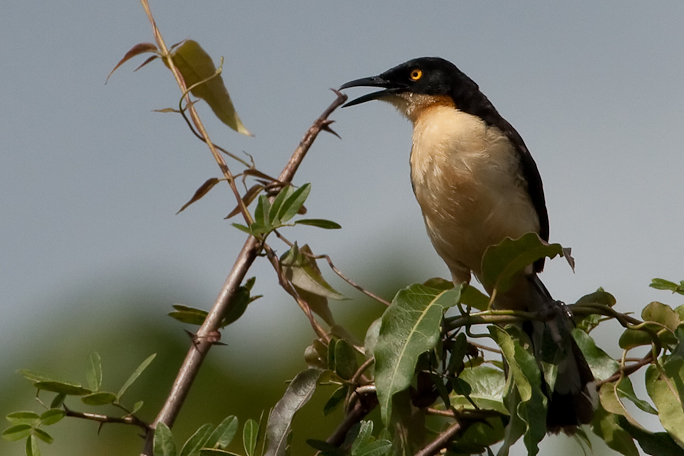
[339,57,478,108]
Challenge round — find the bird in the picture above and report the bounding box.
[339,57,595,433]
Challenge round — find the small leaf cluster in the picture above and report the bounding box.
[232,183,341,240]
[153,415,261,456]
[3,353,155,456]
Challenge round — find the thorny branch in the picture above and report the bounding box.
[137,3,347,451]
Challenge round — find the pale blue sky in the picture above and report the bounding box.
[2,2,683,454]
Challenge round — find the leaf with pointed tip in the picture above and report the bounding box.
[264,369,323,456]
[278,184,311,224]
[374,284,461,425]
[205,416,238,450]
[617,416,684,456]
[591,405,639,456]
[323,386,347,416]
[645,364,684,448]
[1,424,32,441]
[572,329,619,381]
[107,42,158,83]
[489,326,546,456]
[130,401,144,416]
[268,185,295,226]
[177,178,221,214]
[168,40,251,135]
[117,354,156,400]
[650,278,684,295]
[354,439,392,456]
[450,365,507,414]
[280,244,347,301]
[481,232,566,293]
[33,428,53,444]
[17,370,59,383]
[50,394,66,409]
[26,434,40,456]
[180,423,213,456]
[243,419,259,456]
[135,54,159,72]
[169,305,208,326]
[34,381,91,396]
[351,421,373,455]
[5,411,40,426]
[81,391,117,406]
[231,223,252,235]
[294,219,341,229]
[85,352,102,392]
[154,422,177,456]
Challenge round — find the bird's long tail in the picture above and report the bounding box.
[495,274,596,434]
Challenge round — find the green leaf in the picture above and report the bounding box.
[615,376,657,415]
[650,278,684,295]
[280,244,347,301]
[572,328,619,381]
[334,339,359,380]
[599,381,647,429]
[130,401,144,415]
[81,391,117,406]
[32,428,52,444]
[642,301,680,332]
[448,416,506,455]
[323,386,347,416]
[50,394,66,409]
[177,178,222,214]
[278,183,311,224]
[619,329,653,349]
[231,223,252,235]
[33,381,91,396]
[645,364,684,448]
[351,420,374,455]
[1,424,32,441]
[200,450,242,456]
[154,422,177,456]
[460,284,490,311]
[17,370,57,383]
[354,439,392,456]
[481,232,566,293]
[222,281,258,327]
[374,284,461,424]
[168,40,251,135]
[253,195,270,228]
[243,419,259,456]
[26,434,40,456]
[618,416,684,456]
[117,353,156,400]
[489,326,546,456]
[450,365,507,414]
[85,352,102,392]
[591,405,639,456]
[268,185,294,225]
[39,409,65,426]
[575,288,617,307]
[180,423,213,456]
[294,219,342,229]
[264,369,323,456]
[5,411,40,426]
[169,305,208,326]
[205,416,238,450]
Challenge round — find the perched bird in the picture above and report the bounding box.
[340,57,595,433]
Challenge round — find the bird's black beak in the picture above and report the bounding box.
[339,76,406,107]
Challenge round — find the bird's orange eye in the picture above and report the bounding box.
[409,69,423,81]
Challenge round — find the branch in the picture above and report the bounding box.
[140,82,348,456]
[64,406,149,433]
[414,421,462,456]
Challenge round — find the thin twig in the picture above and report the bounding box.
[414,421,462,456]
[64,407,149,433]
[140,81,347,456]
[274,230,391,306]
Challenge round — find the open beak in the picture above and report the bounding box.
[339,76,406,107]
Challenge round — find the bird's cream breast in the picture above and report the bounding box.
[408,104,539,281]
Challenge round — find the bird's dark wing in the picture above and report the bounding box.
[452,86,550,272]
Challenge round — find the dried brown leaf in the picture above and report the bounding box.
[177,178,222,214]
[106,42,159,83]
